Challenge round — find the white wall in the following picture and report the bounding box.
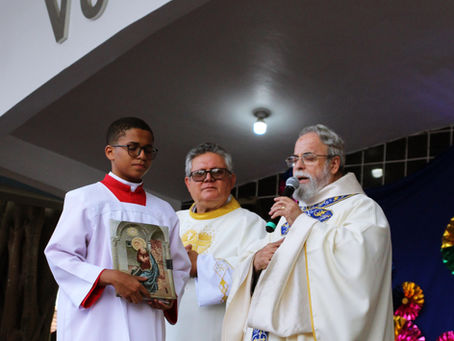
[0,0,172,117]
[0,135,181,210]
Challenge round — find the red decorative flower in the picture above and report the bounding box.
[395,302,422,321]
[396,320,425,341]
[437,331,454,341]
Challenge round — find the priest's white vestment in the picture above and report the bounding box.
[45,174,191,341]
[222,173,394,341]
[166,197,266,341]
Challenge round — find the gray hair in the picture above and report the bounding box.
[299,124,345,171]
[185,142,233,177]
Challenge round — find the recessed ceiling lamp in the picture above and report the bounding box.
[253,109,270,135]
[371,168,383,178]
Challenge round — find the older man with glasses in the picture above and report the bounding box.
[223,124,394,341]
[166,142,266,341]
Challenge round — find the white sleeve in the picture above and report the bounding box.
[167,216,191,299]
[164,212,191,324]
[196,254,232,306]
[44,191,104,308]
[196,212,266,306]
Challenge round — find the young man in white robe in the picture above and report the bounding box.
[222,124,394,341]
[45,117,191,341]
[166,142,266,341]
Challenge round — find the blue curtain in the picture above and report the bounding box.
[367,146,454,339]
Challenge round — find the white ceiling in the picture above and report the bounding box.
[2,0,454,202]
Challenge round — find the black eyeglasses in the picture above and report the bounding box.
[189,168,232,182]
[285,152,333,167]
[111,143,158,160]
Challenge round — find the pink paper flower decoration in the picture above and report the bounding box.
[437,331,454,341]
[395,302,422,321]
[396,320,425,341]
[394,282,424,321]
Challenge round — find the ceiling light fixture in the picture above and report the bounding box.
[371,168,383,178]
[253,109,270,135]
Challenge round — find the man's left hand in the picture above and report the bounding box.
[269,196,302,226]
[185,244,198,277]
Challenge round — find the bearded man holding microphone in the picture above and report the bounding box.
[223,124,394,341]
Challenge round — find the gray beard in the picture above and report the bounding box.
[292,165,331,203]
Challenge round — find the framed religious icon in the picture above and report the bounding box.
[110,220,176,301]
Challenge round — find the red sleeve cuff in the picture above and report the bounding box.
[164,297,178,325]
[81,270,106,308]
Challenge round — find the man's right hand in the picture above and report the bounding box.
[99,269,150,304]
[253,238,284,272]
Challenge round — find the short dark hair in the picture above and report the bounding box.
[106,117,153,145]
[185,142,233,177]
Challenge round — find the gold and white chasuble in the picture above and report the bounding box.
[166,197,266,341]
[222,173,394,341]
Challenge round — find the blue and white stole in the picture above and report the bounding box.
[280,194,356,235]
[251,194,356,340]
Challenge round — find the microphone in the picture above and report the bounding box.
[265,176,300,233]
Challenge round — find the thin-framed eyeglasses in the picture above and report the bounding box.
[189,168,232,182]
[111,143,158,160]
[285,152,333,167]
